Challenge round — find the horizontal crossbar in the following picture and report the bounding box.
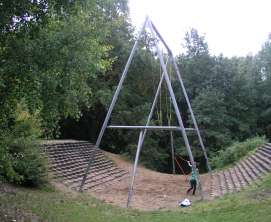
[107,125,196,131]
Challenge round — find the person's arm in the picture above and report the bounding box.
[187,161,192,167]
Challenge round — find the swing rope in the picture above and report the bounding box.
[174,157,189,181]
[166,62,176,174]
[155,63,163,126]
[176,154,189,163]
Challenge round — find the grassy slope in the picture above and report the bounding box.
[1,176,271,222]
[210,136,267,169]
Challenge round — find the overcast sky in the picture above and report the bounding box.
[128,0,271,57]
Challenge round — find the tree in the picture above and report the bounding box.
[257,34,271,138]
[191,88,232,152]
[183,28,209,58]
[0,0,113,137]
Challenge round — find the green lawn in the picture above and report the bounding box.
[1,176,271,222]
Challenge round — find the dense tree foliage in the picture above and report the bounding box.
[0,101,47,186]
[0,0,270,177]
[176,30,270,156]
[0,0,114,137]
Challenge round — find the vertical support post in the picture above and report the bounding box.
[148,20,203,199]
[79,17,148,192]
[170,57,212,174]
[127,130,144,207]
[170,131,176,174]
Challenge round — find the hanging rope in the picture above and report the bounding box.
[176,155,192,180]
[155,63,163,126]
[176,154,189,163]
[176,154,200,166]
[167,62,176,174]
[159,63,163,125]
[167,62,173,126]
[175,157,185,175]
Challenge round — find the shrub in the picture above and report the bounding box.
[0,102,48,186]
[211,136,267,169]
[0,143,19,183]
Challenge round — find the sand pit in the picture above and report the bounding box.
[87,152,211,210]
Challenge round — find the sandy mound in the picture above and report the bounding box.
[87,151,211,210]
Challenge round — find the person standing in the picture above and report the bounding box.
[186,161,198,195]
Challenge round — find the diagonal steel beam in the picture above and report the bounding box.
[148,19,204,199]
[170,55,212,173]
[126,56,169,207]
[150,20,211,174]
[79,17,149,192]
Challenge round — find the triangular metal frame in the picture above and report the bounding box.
[79,17,211,207]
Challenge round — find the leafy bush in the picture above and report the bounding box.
[211,136,267,169]
[0,102,48,186]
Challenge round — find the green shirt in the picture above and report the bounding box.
[190,168,197,181]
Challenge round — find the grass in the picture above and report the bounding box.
[210,136,267,169]
[1,175,271,222]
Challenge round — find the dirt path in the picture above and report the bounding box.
[87,152,211,210]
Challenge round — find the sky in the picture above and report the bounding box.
[128,0,271,57]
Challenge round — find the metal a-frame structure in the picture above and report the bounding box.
[79,17,211,207]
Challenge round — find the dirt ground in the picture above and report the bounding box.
[87,152,212,210]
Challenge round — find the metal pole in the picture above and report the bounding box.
[127,130,144,207]
[148,20,204,199]
[149,21,172,54]
[96,17,148,148]
[79,17,148,192]
[170,131,176,174]
[136,57,169,147]
[107,125,195,131]
[170,56,212,173]
[150,20,211,173]
[148,20,195,168]
[126,57,169,206]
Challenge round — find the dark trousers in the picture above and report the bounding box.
[187,179,197,195]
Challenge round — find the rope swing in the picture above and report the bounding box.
[83,17,208,206]
[167,62,176,174]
